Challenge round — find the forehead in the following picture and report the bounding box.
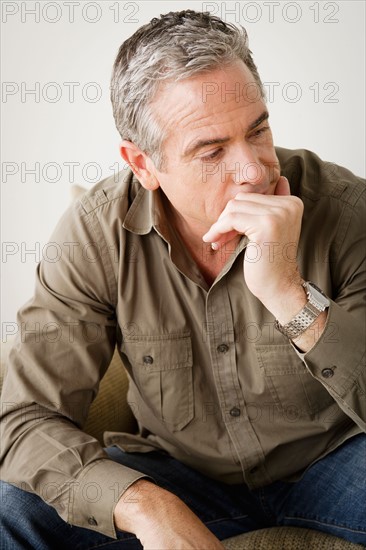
[150,60,265,149]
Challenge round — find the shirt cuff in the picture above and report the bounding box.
[290,300,365,429]
[70,458,155,539]
[299,301,364,393]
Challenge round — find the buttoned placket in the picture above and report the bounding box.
[205,271,271,487]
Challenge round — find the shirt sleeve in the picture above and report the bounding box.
[297,186,366,431]
[0,197,152,539]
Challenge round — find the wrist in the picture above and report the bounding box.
[291,309,328,352]
[261,277,306,323]
[114,478,160,534]
[266,279,330,352]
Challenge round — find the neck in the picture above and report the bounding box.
[169,206,241,285]
[169,206,215,257]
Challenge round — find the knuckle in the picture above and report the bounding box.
[265,216,277,232]
[291,196,304,210]
[226,198,237,211]
[235,192,246,201]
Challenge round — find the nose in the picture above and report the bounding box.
[231,143,264,186]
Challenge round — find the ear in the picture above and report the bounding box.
[119,140,160,191]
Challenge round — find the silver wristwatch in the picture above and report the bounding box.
[274,281,330,340]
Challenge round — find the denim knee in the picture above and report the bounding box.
[0,481,68,550]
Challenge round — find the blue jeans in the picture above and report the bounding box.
[1,434,365,549]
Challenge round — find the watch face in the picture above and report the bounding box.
[306,281,330,307]
[308,282,326,296]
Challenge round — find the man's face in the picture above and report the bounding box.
[149,60,280,231]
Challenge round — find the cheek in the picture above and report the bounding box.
[161,163,230,218]
[261,149,280,181]
[183,171,225,212]
[191,162,213,188]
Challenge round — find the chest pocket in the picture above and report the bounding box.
[121,334,194,431]
[256,344,334,419]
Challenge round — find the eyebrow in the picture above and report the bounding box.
[182,110,269,158]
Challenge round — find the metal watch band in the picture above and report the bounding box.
[274,302,320,340]
[274,281,329,340]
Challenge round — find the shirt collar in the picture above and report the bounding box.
[122,175,154,235]
[122,174,178,245]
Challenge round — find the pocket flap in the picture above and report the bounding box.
[122,333,192,372]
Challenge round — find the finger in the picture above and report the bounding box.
[216,199,278,222]
[218,193,292,213]
[274,176,291,196]
[203,200,279,244]
[202,222,236,245]
[202,212,258,244]
[222,190,293,208]
[209,230,239,251]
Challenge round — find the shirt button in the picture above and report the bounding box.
[230,407,241,417]
[143,355,154,365]
[88,516,98,526]
[321,367,334,378]
[217,343,229,353]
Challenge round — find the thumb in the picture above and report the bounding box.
[274,176,291,196]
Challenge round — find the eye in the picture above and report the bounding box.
[250,126,270,139]
[200,148,223,162]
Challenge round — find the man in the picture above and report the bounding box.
[1,9,365,549]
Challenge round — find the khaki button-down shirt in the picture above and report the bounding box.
[1,147,365,538]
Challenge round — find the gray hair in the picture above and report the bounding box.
[110,10,264,170]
